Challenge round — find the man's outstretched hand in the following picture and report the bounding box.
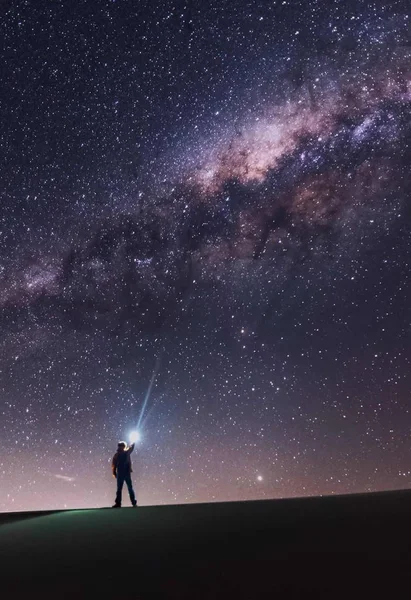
[112,472,117,479]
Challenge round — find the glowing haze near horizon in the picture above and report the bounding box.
[1,0,411,512]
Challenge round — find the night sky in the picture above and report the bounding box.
[1,0,411,512]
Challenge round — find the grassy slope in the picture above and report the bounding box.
[1,489,411,597]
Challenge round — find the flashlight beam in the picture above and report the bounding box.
[137,355,161,430]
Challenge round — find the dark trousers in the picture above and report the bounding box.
[115,471,136,506]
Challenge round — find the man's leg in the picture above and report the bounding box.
[115,473,125,506]
[125,473,137,506]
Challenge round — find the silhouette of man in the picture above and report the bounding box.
[112,441,137,508]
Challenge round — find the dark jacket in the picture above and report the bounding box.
[112,443,135,476]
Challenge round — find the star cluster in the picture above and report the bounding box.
[1,0,411,511]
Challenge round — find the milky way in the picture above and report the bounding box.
[1,1,411,511]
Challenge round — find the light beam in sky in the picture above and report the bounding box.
[136,355,162,430]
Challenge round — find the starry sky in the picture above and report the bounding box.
[1,0,411,512]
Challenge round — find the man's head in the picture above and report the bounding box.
[117,441,126,452]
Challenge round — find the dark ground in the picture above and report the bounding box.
[1,489,411,598]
